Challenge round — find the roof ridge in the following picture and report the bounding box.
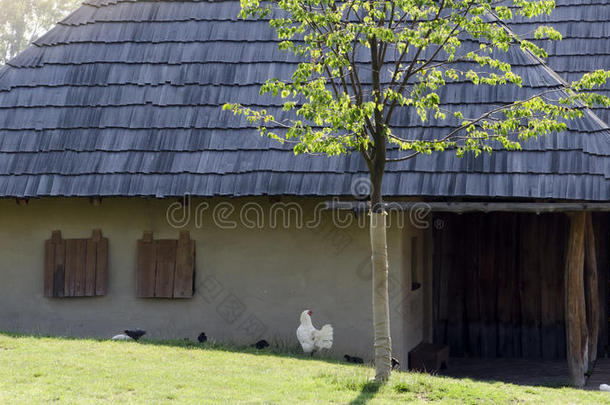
[489,10,610,135]
[82,0,239,8]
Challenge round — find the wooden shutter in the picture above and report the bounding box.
[154,240,177,298]
[136,231,156,297]
[136,231,195,298]
[44,230,108,297]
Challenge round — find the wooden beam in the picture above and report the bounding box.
[585,212,600,368]
[325,201,610,213]
[564,212,588,387]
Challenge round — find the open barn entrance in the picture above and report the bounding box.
[431,212,609,361]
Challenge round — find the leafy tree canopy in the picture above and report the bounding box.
[225,0,610,165]
[0,0,81,64]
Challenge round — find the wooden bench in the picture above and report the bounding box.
[408,343,449,372]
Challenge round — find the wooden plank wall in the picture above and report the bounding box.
[432,212,575,359]
[594,213,610,357]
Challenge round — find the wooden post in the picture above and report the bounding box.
[584,212,600,368]
[564,212,588,387]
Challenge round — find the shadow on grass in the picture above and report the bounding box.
[437,358,571,388]
[0,331,357,368]
[348,380,381,405]
[137,337,351,365]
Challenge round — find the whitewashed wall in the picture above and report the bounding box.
[0,197,425,367]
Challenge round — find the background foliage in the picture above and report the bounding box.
[0,0,81,64]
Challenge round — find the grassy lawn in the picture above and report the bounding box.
[0,333,608,404]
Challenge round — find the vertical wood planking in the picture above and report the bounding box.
[446,214,466,356]
[432,213,571,360]
[550,215,569,359]
[136,231,195,298]
[174,231,195,298]
[85,239,97,296]
[45,230,106,298]
[542,215,568,359]
[593,213,609,358]
[154,240,177,298]
[53,236,66,297]
[95,234,108,296]
[464,214,481,356]
[73,239,87,296]
[479,213,498,357]
[64,239,78,297]
[519,214,542,358]
[540,215,558,359]
[496,213,520,357]
[508,213,522,358]
[495,214,510,357]
[556,215,569,359]
[136,231,156,297]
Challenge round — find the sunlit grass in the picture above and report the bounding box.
[0,333,607,404]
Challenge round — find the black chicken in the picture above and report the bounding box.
[124,329,146,341]
[198,332,207,343]
[344,354,364,364]
[253,339,269,350]
[391,357,400,370]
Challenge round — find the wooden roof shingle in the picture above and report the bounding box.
[0,0,608,200]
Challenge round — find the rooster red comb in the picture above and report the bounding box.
[307,309,313,316]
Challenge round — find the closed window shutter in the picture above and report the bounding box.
[136,231,195,298]
[44,230,108,298]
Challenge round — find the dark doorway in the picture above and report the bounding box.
[432,213,570,359]
[432,212,609,360]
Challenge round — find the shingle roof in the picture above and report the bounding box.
[513,0,610,127]
[0,0,608,200]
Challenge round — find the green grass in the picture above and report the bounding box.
[0,333,608,404]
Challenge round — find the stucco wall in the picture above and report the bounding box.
[0,197,424,366]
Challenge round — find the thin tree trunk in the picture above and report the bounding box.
[369,154,391,381]
[371,209,392,381]
[368,33,391,381]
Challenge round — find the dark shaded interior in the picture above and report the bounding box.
[432,212,609,360]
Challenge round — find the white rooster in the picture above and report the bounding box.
[296,309,333,356]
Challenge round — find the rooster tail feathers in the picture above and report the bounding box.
[313,324,333,349]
